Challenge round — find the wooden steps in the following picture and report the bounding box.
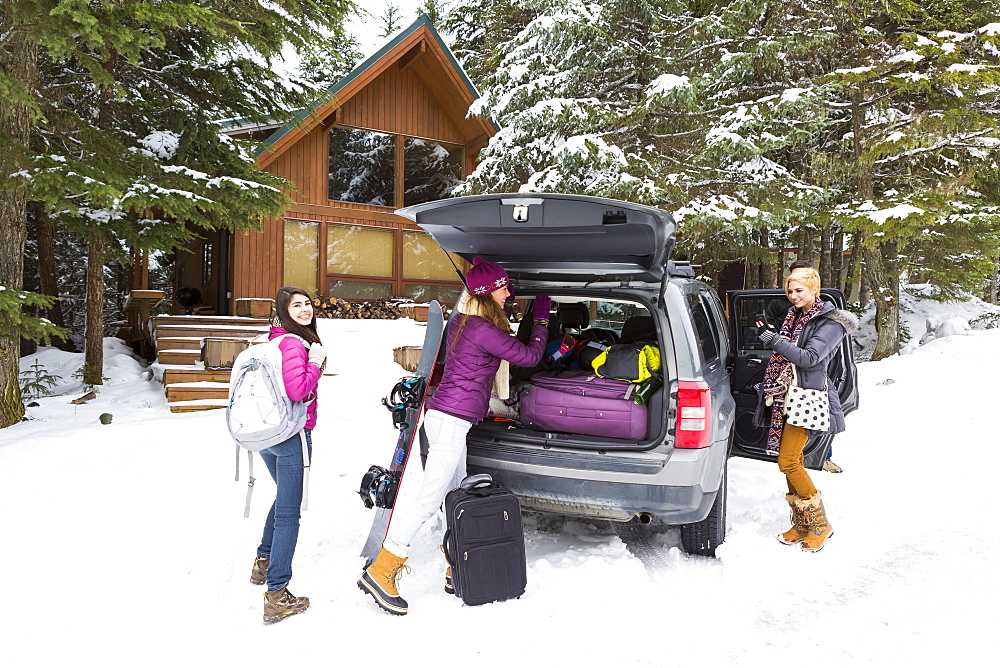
[152,314,270,413]
[162,367,232,384]
[166,382,230,403]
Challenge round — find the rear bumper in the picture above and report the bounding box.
[467,466,720,523]
[466,438,728,524]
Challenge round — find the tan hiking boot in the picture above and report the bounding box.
[799,491,834,552]
[263,586,310,624]
[359,547,410,615]
[777,494,809,545]
[250,557,269,585]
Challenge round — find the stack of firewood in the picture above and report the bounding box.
[312,296,409,320]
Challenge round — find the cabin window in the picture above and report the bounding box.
[283,219,319,296]
[403,138,464,207]
[327,279,393,300]
[402,230,464,302]
[326,223,395,300]
[328,127,396,205]
[328,125,465,207]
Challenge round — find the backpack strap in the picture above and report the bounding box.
[300,430,310,512]
[243,448,255,519]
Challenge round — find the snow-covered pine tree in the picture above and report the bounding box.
[653,0,856,287]
[446,0,668,203]
[814,6,1000,359]
[0,0,355,427]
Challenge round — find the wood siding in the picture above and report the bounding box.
[226,26,494,304]
[232,217,284,301]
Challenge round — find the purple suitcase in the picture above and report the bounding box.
[519,370,648,439]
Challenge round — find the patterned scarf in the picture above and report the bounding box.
[762,298,825,455]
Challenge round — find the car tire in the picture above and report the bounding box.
[679,463,727,557]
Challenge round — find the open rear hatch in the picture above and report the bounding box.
[396,193,675,284]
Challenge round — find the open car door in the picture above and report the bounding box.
[726,289,859,469]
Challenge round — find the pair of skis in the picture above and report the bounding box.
[358,301,445,566]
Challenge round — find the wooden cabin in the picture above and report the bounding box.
[169,15,497,315]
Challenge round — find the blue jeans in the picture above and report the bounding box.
[256,430,312,591]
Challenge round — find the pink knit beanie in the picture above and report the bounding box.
[466,256,509,296]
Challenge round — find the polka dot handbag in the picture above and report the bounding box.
[784,365,830,431]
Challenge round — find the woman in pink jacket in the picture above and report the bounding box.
[251,286,326,624]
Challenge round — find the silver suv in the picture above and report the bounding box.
[398,193,858,556]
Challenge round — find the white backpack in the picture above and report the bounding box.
[227,334,312,517]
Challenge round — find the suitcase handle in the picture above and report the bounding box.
[441,530,455,567]
[459,473,492,490]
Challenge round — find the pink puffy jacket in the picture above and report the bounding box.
[270,327,321,430]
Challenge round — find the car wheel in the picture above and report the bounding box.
[680,463,727,558]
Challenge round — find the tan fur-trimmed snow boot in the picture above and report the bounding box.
[798,491,834,552]
[777,494,809,545]
[263,586,310,624]
[359,548,410,615]
[250,557,269,585]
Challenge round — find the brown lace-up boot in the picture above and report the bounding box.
[798,491,834,552]
[359,548,410,615]
[776,494,809,545]
[250,557,269,585]
[263,586,310,624]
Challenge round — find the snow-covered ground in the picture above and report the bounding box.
[4,293,999,666]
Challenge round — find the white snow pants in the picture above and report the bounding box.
[383,409,472,558]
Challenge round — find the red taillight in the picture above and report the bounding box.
[675,380,711,449]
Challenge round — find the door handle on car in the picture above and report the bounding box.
[747,358,763,366]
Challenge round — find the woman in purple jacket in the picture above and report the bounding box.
[359,258,551,615]
[252,287,326,624]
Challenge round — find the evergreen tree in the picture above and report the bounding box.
[449,0,670,203]
[817,7,1000,359]
[0,0,355,427]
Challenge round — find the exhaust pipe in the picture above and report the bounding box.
[636,512,654,524]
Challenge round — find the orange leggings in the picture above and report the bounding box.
[777,422,817,499]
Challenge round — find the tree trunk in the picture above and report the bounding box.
[759,227,776,288]
[84,234,105,387]
[798,225,813,266]
[989,257,998,305]
[864,243,899,360]
[832,229,845,293]
[34,203,67,332]
[82,79,116,387]
[820,224,833,286]
[0,20,36,427]
[844,233,862,302]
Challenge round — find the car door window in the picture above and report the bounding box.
[686,293,720,364]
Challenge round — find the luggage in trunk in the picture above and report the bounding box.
[442,477,526,606]
[519,370,648,439]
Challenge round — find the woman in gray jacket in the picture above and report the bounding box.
[754,267,857,552]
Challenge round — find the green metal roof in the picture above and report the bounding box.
[247,14,496,157]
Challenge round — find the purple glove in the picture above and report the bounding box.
[533,295,552,322]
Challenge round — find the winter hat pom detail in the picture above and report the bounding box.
[466,256,509,296]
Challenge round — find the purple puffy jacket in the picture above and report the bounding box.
[270,327,321,430]
[427,315,548,424]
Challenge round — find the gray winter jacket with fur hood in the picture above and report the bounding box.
[752,300,859,434]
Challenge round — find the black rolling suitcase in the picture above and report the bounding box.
[442,475,527,606]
